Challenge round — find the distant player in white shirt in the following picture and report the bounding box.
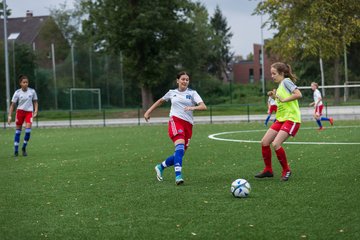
[144,71,207,185]
[309,82,333,130]
[265,89,277,126]
[8,75,38,157]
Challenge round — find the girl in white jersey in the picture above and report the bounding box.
[309,82,333,130]
[265,89,277,126]
[144,71,207,185]
[8,75,38,157]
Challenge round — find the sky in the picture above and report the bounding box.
[6,0,275,57]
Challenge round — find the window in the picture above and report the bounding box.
[259,49,263,64]
[249,69,254,83]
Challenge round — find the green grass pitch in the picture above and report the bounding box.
[0,121,359,239]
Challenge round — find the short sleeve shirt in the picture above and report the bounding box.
[282,78,297,94]
[11,88,38,112]
[268,96,276,106]
[313,89,323,106]
[162,88,203,125]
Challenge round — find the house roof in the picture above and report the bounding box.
[0,15,50,45]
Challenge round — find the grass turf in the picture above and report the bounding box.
[0,121,359,239]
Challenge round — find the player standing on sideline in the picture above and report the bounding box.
[144,71,207,185]
[309,82,333,130]
[255,62,302,181]
[265,89,277,126]
[8,75,38,157]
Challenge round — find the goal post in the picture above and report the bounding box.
[70,88,102,111]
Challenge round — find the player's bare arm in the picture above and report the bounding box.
[144,98,165,122]
[184,102,207,111]
[7,103,16,125]
[33,100,39,118]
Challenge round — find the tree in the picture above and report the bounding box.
[81,0,196,109]
[176,2,213,87]
[0,1,11,17]
[255,0,360,104]
[49,2,82,44]
[208,5,234,82]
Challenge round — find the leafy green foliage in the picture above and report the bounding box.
[80,0,235,108]
[0,42,37,110]
[255,0,360,60]
[0,1,11,17]
[208,5,234,81]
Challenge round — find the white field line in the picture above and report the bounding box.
[208,125,360,145]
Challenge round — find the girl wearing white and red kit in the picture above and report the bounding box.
[8,75,38,157]
[309,82,333,130]
[265,89,277,126]
[144,71,207,185]
[255,62,302,181]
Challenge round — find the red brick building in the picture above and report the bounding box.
[232,44,276,84]
[0,10,69,68]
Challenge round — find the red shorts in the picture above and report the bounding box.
[270,120,301,137]
[315,105,324,116]
[268,105,277,114]
[168,116,193,149]
[15,109,33,126]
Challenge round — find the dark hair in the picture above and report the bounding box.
[271,62,297,82]
[177,71,190,79]
[18,74,29,83]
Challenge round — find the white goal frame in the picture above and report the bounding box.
[297,84,360,102]
[297,84,360,90]
[70,88,102,111]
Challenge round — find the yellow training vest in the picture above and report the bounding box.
[275,80,301,123]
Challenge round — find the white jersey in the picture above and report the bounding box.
[313,89,323,106]
[268,96,276,106]
[11,88,38,112]
[162,88,203,125]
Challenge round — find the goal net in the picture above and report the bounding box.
[70,88,102,111]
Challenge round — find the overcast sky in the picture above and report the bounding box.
[6,0,275,57]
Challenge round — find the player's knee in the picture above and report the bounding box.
[271,142,280,150]
[260,138,270,147]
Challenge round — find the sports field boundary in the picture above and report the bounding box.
[3,106,360,128]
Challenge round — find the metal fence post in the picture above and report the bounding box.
[210,105,213,124]
[138,107,141,126]
[69,111,72,127]
[3,112,6,129]
[325,102,328,118]
[103,109,106,127]
[247,104,250,123]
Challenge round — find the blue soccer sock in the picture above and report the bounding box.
[316,119,322,128]
[161,155,175,169]
[22,128,31,150]
[14,129,21,153]
[173,143,185,177]
[265,115,271,126]
[321,117,330,121]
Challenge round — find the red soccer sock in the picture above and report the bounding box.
[275,147,290,172]
[261,145,272,173]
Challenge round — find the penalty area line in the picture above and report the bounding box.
[208,126,360,145]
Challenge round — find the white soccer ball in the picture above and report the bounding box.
[231,178,251,198]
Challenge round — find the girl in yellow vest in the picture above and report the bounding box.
[255,62,302,181]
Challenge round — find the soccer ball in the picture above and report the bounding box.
[231,178,251,198]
